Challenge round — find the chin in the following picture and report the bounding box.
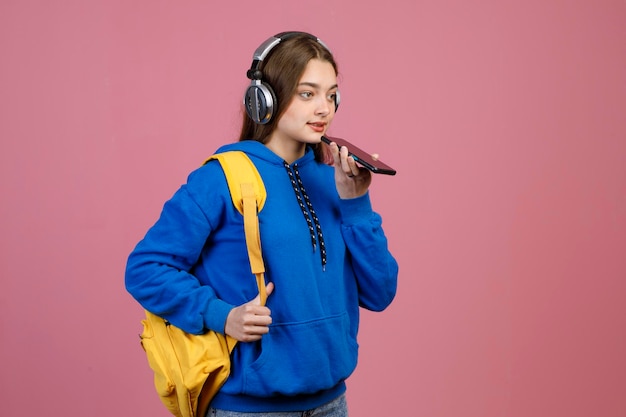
[305,137,323,146]
[309,131,327,141]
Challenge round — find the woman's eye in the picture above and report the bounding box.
[300,91,313,99]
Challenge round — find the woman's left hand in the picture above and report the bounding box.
[327,140,372,199]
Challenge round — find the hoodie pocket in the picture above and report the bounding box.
[242,312,358,396]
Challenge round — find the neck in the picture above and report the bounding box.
[264,135,306,164]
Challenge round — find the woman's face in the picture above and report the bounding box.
[270,58,338,150]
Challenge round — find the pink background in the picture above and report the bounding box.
[1,1,625,416]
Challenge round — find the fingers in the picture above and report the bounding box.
[339,145,359,177]
[226,304,272,342]
[240,305,272,336]
[252,282,274,306]
[328,141,342,167]
[328,140,359,178]
[324,138,372,198]
[225,282,275,342]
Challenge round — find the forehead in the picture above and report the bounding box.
[298,59,338,88]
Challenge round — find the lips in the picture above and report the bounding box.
[308,122,326,133]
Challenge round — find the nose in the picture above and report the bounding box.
[315,96,331,116]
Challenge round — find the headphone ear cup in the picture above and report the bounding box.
[334,90,341,112]
[244,81,277,124]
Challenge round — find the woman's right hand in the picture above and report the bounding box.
[326,140,372,199]
[224,282,274,342]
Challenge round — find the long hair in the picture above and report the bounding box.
[238,33,338,162]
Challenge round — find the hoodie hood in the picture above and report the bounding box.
[214,140,317,167]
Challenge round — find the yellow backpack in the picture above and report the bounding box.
[139,151,267,417]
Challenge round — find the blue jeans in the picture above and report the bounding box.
[207,393,348,417]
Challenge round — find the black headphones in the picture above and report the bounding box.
[243,31,340,125]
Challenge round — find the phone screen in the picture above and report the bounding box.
[321,136,397,175]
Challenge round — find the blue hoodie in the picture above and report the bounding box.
[125,140,398,412]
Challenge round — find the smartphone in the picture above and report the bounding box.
[321,136,397,175]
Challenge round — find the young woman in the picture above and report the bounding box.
[125,32,398,416]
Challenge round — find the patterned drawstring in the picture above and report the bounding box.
[284,162,327,269]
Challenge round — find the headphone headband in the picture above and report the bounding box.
[246,32,330,80]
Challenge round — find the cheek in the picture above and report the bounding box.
[276,111,298,133]
[327,110,336,124]
[280,105,304,126]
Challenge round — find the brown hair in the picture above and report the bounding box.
[238,33,338,162]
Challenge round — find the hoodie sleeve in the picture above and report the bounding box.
[338,192,399,311]
[125,166,234,334]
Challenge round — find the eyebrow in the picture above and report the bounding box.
[298,82,339,90]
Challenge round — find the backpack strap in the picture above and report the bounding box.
[204,151,267,305]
